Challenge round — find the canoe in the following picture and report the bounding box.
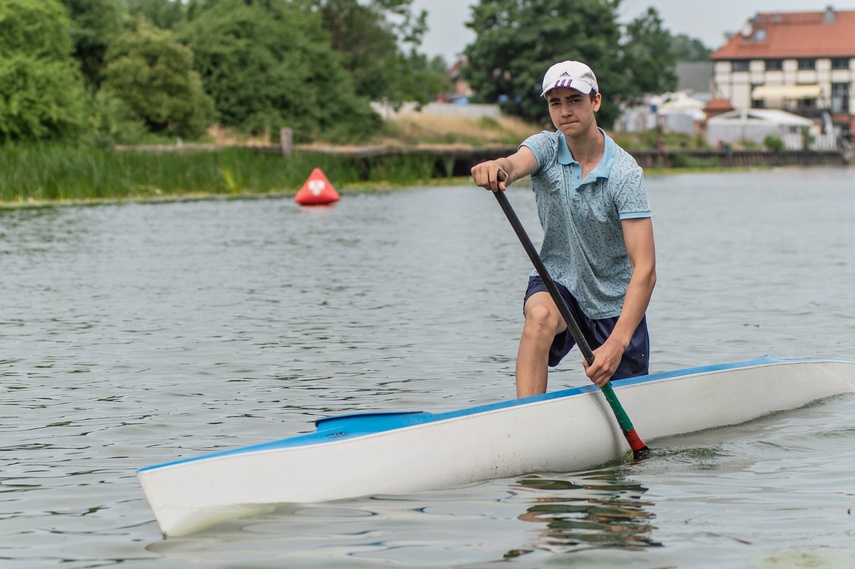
[137,356,855,537]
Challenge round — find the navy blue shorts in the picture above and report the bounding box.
[523,276,649,380]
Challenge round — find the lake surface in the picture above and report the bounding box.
[2,168,855,568]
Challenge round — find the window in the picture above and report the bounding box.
[831,83,850,113]
[765,59,783,71]
[798,59,816,70]
[831,58,851,70]
[797,97,817,112]
[751,84,765,108]
[732,60,750,72]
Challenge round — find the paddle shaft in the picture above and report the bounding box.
[492,189,649,459]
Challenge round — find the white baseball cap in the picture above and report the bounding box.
[541,60,599,97]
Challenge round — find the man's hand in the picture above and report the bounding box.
[583,339,625,387]
[470,160,508,192]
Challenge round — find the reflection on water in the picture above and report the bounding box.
[506,470,660,558]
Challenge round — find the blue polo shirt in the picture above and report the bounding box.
[520,129,650,319]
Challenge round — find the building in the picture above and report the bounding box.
[710,6,855,141]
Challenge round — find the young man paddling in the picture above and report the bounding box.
[471,60,656,398]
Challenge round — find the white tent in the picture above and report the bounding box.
[706,108,817,149]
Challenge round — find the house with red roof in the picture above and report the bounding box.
[710,6,855,141]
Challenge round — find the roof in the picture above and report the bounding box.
[707,108,815,126]
[704,98,735,112]
[711,8,855,59]
[657,92,707,112]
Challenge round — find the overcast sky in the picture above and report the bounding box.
[411,0,855,63]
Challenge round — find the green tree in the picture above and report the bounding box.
[620,7,677,100]
[182,0,379,141]
[318,0,447,105]
[0,0,88,142]
[463,0,678,127]
[671,34,712,62]
[99,18,214,139]
[59,0,123,88]
[463,0,623,126]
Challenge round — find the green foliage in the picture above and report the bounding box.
[670,34,712,62]
[58,0,123,88]
[318,0,446,105]
[763,134,784,152]
[620,8,678,100]
[463,0,678,128]
[0,0,89,143]
[0,144,445,203]
[182,0,379,142]
[321,0,400,101]
[99,18,214,139]
[125,0,187,29]
[801,129,815,151]
[0,0,76,57]
[463,0,624,126]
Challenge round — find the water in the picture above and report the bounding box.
[2,168,855,568]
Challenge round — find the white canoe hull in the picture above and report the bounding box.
[137,357,855,537]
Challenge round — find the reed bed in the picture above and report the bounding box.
[0,144,443,205]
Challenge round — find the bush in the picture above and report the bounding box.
[763,134,784,153]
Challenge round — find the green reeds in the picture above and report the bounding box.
[0,144,443,205]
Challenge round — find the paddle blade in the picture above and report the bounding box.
[623,428,650,460]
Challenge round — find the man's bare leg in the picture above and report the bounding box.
[515,292,567,398]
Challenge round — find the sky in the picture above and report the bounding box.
[410,0,855,63]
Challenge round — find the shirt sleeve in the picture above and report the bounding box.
[519,131,557,174]
[613,161,651,219]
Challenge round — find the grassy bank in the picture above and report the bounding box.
[0,144,449,206]
[1,113,542,206]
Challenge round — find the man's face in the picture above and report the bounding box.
[546,87,601,138]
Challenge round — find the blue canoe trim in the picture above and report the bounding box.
[136,356,824,473]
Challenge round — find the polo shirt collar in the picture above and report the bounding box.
[557,128,616,179]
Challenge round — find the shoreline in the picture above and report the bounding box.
[1,143,850,209]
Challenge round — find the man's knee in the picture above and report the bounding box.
[523,304,561,337]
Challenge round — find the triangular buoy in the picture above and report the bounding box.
[294,168,340,206]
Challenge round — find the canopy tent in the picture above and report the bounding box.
[706,108,817,149]
[751,85,823,100]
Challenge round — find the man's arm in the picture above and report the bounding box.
[585,217,656,386]
[470,146,538,192]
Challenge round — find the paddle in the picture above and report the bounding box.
[491,188,650,460]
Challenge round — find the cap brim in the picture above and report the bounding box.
[541,81,594,97]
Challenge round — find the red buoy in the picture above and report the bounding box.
[294,168,340,206]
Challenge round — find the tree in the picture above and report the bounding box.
[0,0,88,142]
[181,0,379,141]
[463,0,624,126]
[318,0,447,105]
[58,0,123,88]
[463,0,678,127]
[99,18,214,139]
[671,34,712,62]
[620,7,677,100]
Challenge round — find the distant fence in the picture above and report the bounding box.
[629,148,850,170]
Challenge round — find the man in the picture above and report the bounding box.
[471,60,656,398]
